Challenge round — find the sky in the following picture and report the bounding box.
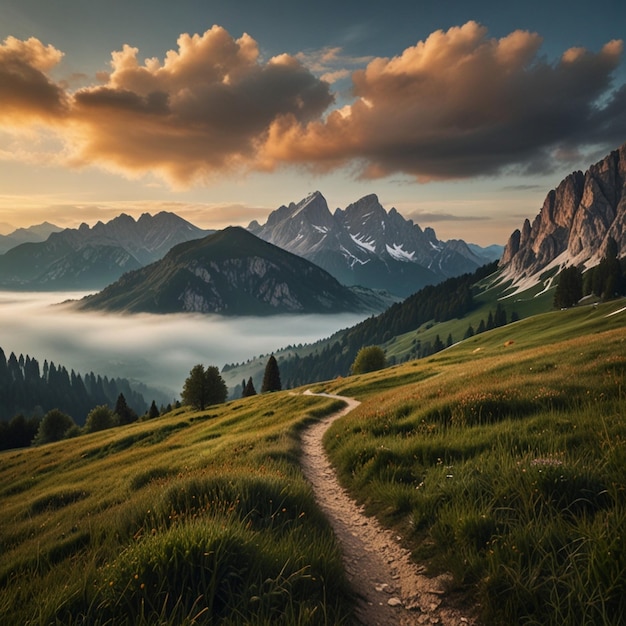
[0,0,625,245]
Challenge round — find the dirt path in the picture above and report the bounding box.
[300,391,477,626]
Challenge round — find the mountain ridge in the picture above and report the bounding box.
[249,191,499,297]
[74,226,395,316]
[0,221,63,254]
[0,212,213,290]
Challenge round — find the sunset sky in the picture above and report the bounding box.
[0,0,624,245]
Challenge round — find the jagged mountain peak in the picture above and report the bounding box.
[249,192,488,296]
[500,141,626,290]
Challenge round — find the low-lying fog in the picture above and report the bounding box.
[0,292,369,400]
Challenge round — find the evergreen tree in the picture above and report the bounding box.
[464,324,475,339]
[181,364,228,410]
[261,355,282,392]
[243,377,257,397]
[114,392,137,425]
[494,303,507,327]
[476,319,486,334]
[432,335,445,353]
[554,266,583,308]
[148,400,160,419]
[241,379,247,398]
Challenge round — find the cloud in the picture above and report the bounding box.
[262,22,625,180]
[0,36,68,124]
[0,291,366,395]
[68,27,334,185]
[1,23,625,186]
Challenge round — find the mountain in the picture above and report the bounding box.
[248,191,489,297]
[500,142,626,287]
[0,221,62,254]
[0,212,213,290]
[74,226,394,315]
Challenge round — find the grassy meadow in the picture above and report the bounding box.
[0,393,353,625]
[2,298,626,624]
[320,299,626,625]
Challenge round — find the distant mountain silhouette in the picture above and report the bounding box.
[0,212,213,290]
[0,222,62,254]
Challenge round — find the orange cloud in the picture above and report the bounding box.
[68,26,333,185]
[0,23,624,186]
[0,36,68,124]
[262,21,624,180]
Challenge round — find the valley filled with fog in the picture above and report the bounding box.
[0,291,368,401]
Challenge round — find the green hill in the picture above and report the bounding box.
[2,299,626,624]
[74,227,392,315]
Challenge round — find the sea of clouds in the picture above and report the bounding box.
[0,291,368,400]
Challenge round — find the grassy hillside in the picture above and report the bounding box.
[2,298,626,624]
[0,392,353,625]
[316,299,626,625]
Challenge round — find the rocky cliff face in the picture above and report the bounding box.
[501,143,626,284]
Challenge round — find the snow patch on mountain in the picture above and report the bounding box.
[386,243,415,262]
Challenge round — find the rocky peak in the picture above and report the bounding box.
[500,142,626,286]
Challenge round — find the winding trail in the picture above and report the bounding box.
[300,390,476,626]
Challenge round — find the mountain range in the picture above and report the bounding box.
[500,141,626,289]
[0,222,62,254]
[73,227,395,315]
[249,192,499,297]
[0,212,213,290]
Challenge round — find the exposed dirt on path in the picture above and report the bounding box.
[300,391,477,626]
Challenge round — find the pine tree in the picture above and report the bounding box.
[148,400,160,419]
[243,377,257,397]
[114,392,137,425]
[261,355,282,392]
[494,303,507,327]
[554,266,583,308]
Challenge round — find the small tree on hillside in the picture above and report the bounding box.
[261,355,281,393]
[554,266,583,309]
[148,400,160,419]
[351,345,386,375]
[33,409,75,445]
[84,405,117,433]
[114,392,137,425]
[181,364,228,410]
[243,377,257,397]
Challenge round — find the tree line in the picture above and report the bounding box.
[0,347,156,451]
[0,347,147,424]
